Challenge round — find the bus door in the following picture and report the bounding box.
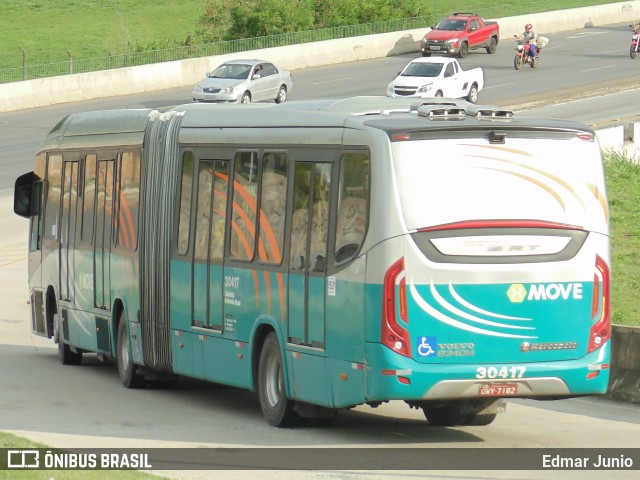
[287,162,332,349]
[59,160,79,303]
[192,159,229,331]
[94,159,114,310]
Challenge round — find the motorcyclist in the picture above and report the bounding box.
[517,23,538,60]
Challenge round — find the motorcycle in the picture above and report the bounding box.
[630,26,640,59]
[514,36,538,70]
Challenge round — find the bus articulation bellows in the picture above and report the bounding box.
[14,97,611,427]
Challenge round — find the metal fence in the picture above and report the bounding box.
[0,1,617,84]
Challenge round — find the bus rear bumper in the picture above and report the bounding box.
[364,343,610,402]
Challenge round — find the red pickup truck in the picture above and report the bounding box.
[421,12,500,58]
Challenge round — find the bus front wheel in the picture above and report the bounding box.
[117,319,144,389]
[258,333,302,427]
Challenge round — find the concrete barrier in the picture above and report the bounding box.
[608,326,640,404]
[1,1,639,406]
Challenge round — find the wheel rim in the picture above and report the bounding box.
[278,87,286,102]
[264,353,282,408]
[470,89,477,102]
[242,93,251,104]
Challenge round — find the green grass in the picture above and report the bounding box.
[0,0,202,67]
[0,0,620,69]
[603,152,640,327]
[0,432,169,479]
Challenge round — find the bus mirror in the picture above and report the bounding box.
[14,171,39,218]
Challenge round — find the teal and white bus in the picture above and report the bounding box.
[14,97,611,427]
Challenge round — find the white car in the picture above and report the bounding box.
[387,57,483,103]
[192,59,293,104]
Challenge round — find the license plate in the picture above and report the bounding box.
[478,383,517,396]
[430,46,441,51]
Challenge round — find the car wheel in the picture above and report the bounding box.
[458,42,468,58]
[421,51,431,57]
[241,91,251,104]
[466,83,478,103]
[486,37,497,54]
[275,85,287,104]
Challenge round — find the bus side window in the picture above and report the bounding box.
[177,151,195,255]
[115,151,141,250]
[44,154,63,241]
[194,160,215,262]
[258,152,287,264]
[29,153,47,251]
[210,160,229,261]
[230,151,259,261]
[335,152,369,264]
[81,154,97,244]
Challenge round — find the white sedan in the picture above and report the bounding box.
[192,59,293,104]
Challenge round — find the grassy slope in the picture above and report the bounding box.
[0,0,619,68]
[603,153,640,327]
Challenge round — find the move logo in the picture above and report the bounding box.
[507,283,584,303]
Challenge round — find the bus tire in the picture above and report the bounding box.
[258,333,302,427]
[465,413,497,426]
[56,315,82,366]
[117,319,145,389]
[423,405,467,426]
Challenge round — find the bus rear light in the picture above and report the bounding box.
[588,255,611,353]
[381,258,412,358]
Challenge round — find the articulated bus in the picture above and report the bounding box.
[14,97,611,427]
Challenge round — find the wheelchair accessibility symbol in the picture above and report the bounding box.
[417,336,437,357]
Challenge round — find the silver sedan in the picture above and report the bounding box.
[192,59,293,104]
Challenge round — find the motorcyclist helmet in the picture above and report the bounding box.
[525,24,532,32]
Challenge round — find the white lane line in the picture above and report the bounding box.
[309,77,359,86]
[484,82,516,89]
[581,65,615,72]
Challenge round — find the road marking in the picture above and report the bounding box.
[484,82,516,89]
[309,77,359,86]
[581,65,615,72]
[566,31,608,39]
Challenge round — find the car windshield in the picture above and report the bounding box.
[402,63,443,77]
[209,64,252,80]
[435,19,467,31]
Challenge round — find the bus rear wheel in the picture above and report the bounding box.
[423,405,467,426]
[258,333,303,427]
[117,319,144,389]
[465,413,497,426]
